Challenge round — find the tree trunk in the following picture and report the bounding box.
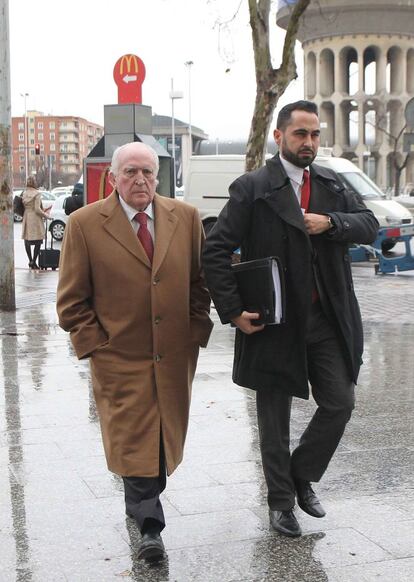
[246,0,311,172]
[394,166,401,197]
[394,152,409,196]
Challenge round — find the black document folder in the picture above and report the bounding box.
[231,256,285,325]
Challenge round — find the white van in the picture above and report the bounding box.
[184,153,413,252]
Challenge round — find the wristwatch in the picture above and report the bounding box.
[326,215,335,231]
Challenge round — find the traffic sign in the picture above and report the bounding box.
[113,54,146,104]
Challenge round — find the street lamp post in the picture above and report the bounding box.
[20,92,29,184]
[184,60,193,155]
[169,78,183,196]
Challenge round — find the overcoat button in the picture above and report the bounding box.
[155,354,162,362]
[154,316,161,324]
[153,278,159,285]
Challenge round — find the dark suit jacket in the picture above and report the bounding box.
[202,154,379,398]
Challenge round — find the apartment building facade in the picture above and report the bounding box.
[12,111,104,188]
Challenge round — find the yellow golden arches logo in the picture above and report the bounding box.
[119,54,139,75]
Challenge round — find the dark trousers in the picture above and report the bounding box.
[256,302,355,511]
[122,439,166,533]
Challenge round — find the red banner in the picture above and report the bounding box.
[85,161,113,205]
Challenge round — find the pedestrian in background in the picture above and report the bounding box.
[21,176,50,269]
[56,142,213,562]
[203,100,379,537]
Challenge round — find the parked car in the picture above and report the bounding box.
[184,153,412,252]
[51,186,74,197]
[48,193,71,241]
[13,189,56,222]
[392,194,414,215]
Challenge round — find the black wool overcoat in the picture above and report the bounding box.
[202,154,379,399]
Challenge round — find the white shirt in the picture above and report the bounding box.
[118,196,155,241]
[279,154,309,205]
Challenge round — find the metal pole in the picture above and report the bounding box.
[185,61,193,154]
[171,78,176,197]
[0,0,16,310]
[48,154,52,190]
[20,92,29,183]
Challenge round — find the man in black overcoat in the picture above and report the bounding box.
[202,100,379,537]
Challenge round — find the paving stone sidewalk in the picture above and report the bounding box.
[0,263,413,582]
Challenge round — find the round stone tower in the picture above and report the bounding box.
[277,0,414,191]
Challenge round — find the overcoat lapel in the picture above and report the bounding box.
[260,155,312,249]
[308,166,340,214]
[153,194,178,274]
[100,191,151,267]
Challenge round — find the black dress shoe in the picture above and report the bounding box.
[294,477,326,518]
[269,509,302,537]
[137,531,165,562]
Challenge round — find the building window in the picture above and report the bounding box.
[50,143,55,151]
[18,122,24,130]
[30,128,34,134]
[49,122,55,129]
[18,133,24,141]
[38,133,44,141]
[63,155,68,160]
[49,155,56,162]
[50,132,55,141]
[38,122,43,129]
[30,139,34,145]
[19,145,24,152]
[64,134,68,140]
[19,155,24,162]
[30,149,34,155]
[40,144,44,151]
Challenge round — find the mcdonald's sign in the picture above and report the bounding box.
[113,54,146,104]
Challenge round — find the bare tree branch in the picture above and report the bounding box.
[245,0,311,171]
[368,117,410,195]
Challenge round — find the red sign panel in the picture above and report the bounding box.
[85,160,113,205]
[113,54,146,104]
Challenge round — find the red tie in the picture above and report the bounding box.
[300,170,319,303]
[134,212,154,263]
[301,169,310,212]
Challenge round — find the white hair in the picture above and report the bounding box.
[110,142,159,176]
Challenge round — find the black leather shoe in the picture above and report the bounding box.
[294,477,326,518]
[269,509,302,537]
[137,531,165,562]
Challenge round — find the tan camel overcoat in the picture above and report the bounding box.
[56,192,213,477]
[21,188,49,240]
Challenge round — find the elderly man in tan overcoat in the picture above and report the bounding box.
[56,142,213,562]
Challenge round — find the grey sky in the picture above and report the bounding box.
[9,0,303,141]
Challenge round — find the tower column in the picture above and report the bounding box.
[376,48,387,94]
[358,49,364,94]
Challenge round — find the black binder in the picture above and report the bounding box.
[231,256,285,325]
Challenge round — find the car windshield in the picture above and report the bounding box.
[41,192,56,201]
[340,172,383,200]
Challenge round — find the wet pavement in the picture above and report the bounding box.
[1,226,413,581]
